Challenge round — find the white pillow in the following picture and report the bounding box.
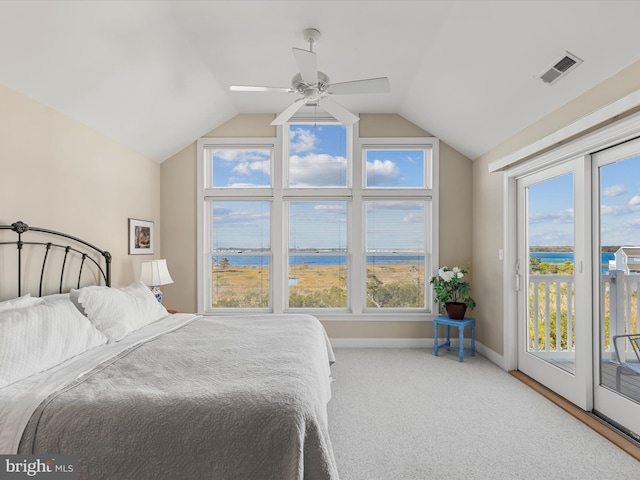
[39,292,70,303]
[0,294,42,313]
[75,281,168,342]
[0,299,108,388]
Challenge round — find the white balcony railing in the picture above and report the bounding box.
[528,271,640,356]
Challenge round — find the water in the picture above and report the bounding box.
[530,251,614,264]
[529,252,573,263]
[530,251,615,274]
[213,253,615,267]
[213,255,424,266]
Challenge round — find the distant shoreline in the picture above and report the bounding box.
[531,246,620,253]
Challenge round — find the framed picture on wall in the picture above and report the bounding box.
[128,218,154,255]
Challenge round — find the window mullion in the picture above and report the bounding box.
[350,196,363,314]
[272,195,285,314]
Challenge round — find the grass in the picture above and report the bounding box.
[211,263,424,306]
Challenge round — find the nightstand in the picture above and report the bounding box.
[167,309,178,314]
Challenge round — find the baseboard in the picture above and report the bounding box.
[330,337,503,361]
[329,338,432,348]
[475,343,506,369]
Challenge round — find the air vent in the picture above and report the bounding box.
[538,51,583,85]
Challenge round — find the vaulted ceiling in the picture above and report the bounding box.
[1,1,639,162]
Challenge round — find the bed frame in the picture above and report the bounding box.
[0,220,111,297]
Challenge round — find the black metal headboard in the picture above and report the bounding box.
[0,220,111,297]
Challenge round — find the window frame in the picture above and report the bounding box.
[363,198,430,312]
[285,122,352,189]
[197,125,439,321]
[209,199,272,311]
[357,136,438,318]
[286,197,350,313]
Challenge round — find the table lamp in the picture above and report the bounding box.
[140,259,174,303]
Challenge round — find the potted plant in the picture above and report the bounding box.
[430,266,476,319]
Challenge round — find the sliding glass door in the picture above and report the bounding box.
[593,139,640,438]
[508,112,640,437]
[516,161,591,409]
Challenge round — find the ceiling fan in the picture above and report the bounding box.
[229,28,390,126]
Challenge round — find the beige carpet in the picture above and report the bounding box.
[327,348,639,480]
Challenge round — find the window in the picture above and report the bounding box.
[365,200,426,308]
[288,124,348,187]
[198,125,438,319]
[208,147,272,187]
[210,201,270,308]
[365,149,428,188]
[288,200,348,308]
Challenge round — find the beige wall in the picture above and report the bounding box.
[472,60,640,355]
[0,83,161,298]
[161,113,475,338]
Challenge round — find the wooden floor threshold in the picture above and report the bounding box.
[509,370,640,462]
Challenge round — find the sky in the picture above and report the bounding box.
[210,124,426,250]
[528,155,640,248]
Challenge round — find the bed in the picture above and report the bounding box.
[0,221,338,479]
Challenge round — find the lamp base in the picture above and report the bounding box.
[150,286,163,303]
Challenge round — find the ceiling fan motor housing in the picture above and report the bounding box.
[291,71,331,93]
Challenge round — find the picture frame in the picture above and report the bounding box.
[128,218,154,255]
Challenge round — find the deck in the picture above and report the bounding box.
[530,271,640,407]
[601,361,640,404]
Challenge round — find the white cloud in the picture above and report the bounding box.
[600,204,640,216]
[232,163,251,176]
[232,159,270,176]
[629,195,640,206]
[212,207,232,216]
[529,209,574,224]
[366,200,424,212]
[402,212,423,223]
[528,230,574,247]
[290,128,318,153]
[215,149,270,163]
[228,182,262,187]
[603,184,627,196]
[366,159,400,186]
[314,204,346,213]
[213,208,268,226]
[289,154,347,186]
[215,150,242,161]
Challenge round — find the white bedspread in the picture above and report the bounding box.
[2,313,338,480]
[0,313,199,454]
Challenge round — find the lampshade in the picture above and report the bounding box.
[140,259,174,287]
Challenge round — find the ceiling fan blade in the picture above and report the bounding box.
[320,97,359,125]
[230,85,293,93]
[292,48,317,85]
[327,77,390,95]
[270,98,306,125]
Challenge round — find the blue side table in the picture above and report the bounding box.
[433,316,476,362]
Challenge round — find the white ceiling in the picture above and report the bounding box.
[1,0,640,162]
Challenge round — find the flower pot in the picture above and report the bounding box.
[445,302,467,320]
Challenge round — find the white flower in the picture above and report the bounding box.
[452,267,461,274]
[457,272,464,279]
[440,270,455,282]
